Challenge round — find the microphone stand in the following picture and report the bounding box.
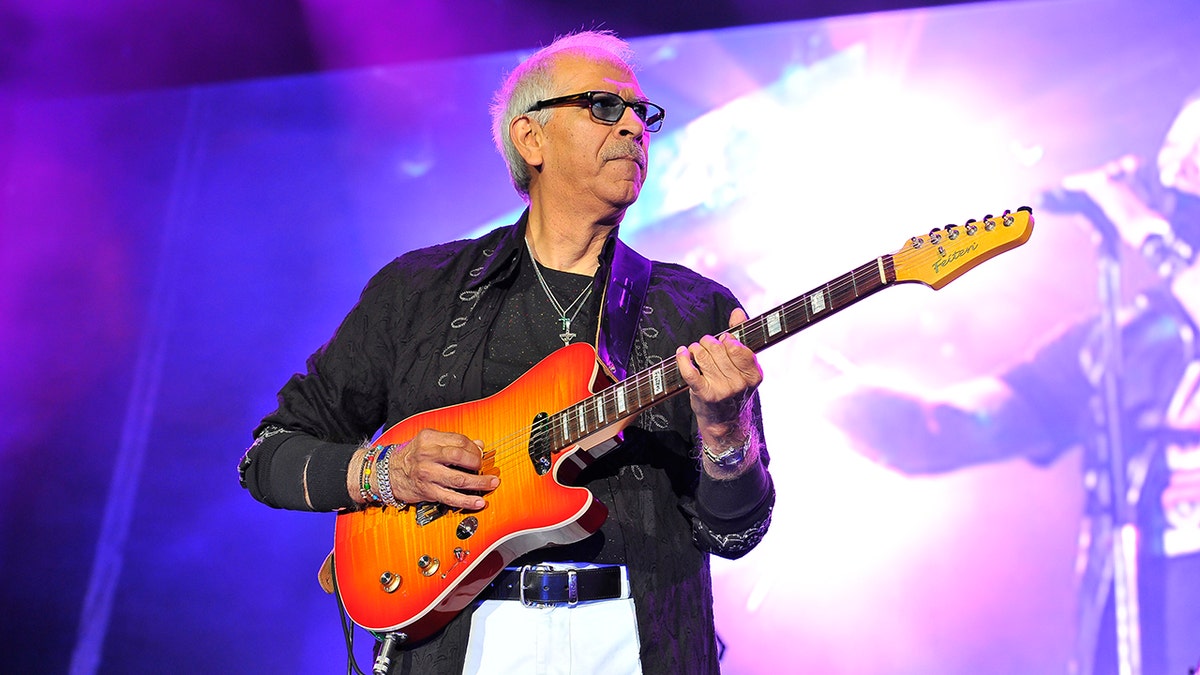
[1096,232,1143,675]
[1068,193,1143,675]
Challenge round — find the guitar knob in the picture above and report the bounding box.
[417,555,440,577]
[379,570,402,594]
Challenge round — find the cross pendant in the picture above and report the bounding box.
[559,317,575,345]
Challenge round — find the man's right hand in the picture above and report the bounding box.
[387,429,500,510]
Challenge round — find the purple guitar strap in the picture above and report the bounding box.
[596,237,652,381]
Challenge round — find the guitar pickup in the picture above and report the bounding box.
[528,412,552,476]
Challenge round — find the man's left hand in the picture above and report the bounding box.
[676,308,764,446]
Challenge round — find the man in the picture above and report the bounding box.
[238,31,775,674]
[831,93,1200,675]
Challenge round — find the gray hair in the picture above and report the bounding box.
[490,31,636,200]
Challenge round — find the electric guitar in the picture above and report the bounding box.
[330,207,1035,641]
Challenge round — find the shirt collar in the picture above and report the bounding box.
[465,208,619,289]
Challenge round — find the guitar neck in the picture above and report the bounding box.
[545,255,897,451]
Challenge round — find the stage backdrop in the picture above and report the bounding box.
[2,0,1197,672]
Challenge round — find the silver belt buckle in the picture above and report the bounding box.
[519,564,553,608]
[567,568,579,606]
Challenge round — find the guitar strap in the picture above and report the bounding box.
[596,237,652,381]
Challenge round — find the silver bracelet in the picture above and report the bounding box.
[375,445,407,509]
[701,436,751,468]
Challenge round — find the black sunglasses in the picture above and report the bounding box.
[526,91,665,133]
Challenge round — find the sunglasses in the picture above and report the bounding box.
[526,91,666,133]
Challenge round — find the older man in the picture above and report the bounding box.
[239,31,775,674]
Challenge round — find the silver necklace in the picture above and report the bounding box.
[525,238,594,346]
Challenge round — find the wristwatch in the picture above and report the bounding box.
[702,437,750,468]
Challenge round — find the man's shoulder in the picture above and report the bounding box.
[381,226,511,279]
[648,259,736,302]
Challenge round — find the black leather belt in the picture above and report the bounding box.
[483,565,625,606]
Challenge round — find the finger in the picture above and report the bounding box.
[728,307,749,329]
[402,461,497,509]
[428,483,489,511]
[718,333,764,384]
[432,462,499,491]
[675,345,702,385]
[682,337,734,397]
[694,334,760,392]
[411,429,484,470]
[417,439,497,491]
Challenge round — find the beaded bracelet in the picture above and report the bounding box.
[359,446,382,505]
[375,445,407,509]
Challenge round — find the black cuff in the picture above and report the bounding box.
[244,431,358,512]
[304,440,359,511]
[695,458,771,525]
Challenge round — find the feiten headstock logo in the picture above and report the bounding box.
[931,241,980,276]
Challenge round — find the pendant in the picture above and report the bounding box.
[558,317,575,346]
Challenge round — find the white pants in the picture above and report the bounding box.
[461,564,642,675]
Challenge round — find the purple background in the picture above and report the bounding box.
[2,0,1197,672]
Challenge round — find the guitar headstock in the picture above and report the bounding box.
[892,207,1034,290]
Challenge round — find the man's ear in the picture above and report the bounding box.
[510,114,544,170]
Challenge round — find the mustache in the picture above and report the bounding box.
[601,143,647,170]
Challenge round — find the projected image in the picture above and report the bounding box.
[4,0,1198,673]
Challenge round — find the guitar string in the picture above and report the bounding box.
[386,219,1025,481]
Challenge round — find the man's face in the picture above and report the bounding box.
[533,54,653,214]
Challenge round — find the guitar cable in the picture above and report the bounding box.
[330,556,382,675]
